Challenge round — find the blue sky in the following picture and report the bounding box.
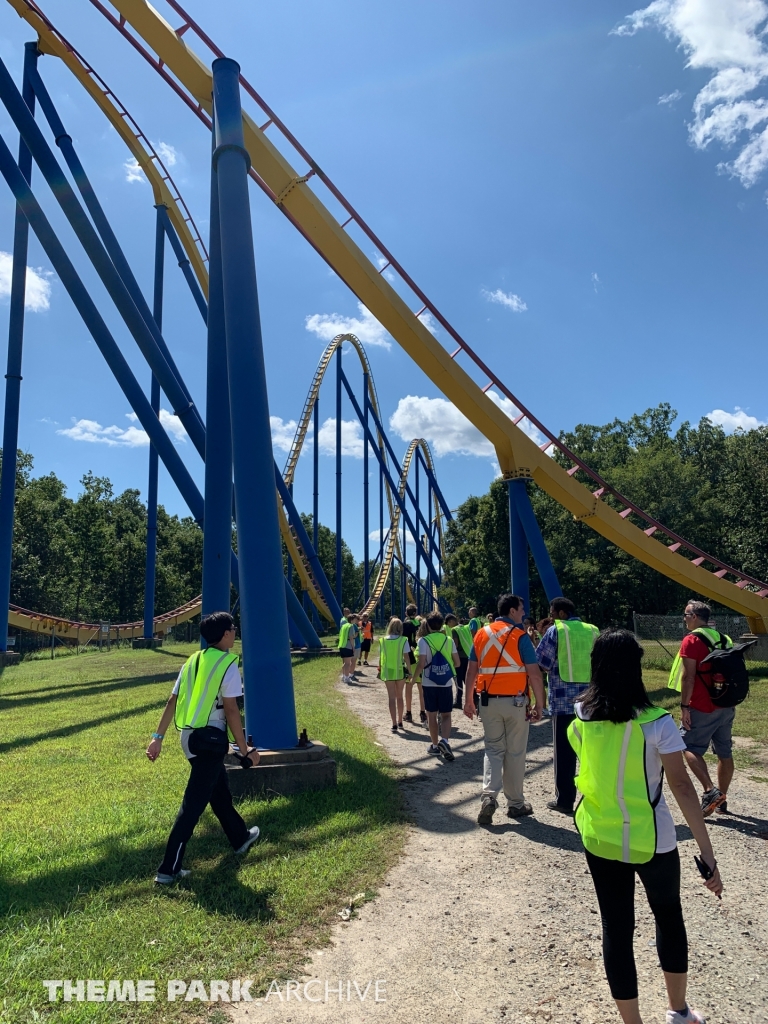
[0,0,767,562]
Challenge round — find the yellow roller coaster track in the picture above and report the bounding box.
[80,0,768,634]
[9,595,201,642]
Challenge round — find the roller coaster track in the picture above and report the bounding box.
[9,594,201,642]
[9,0,768,632]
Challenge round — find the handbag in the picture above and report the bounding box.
[187,725,229,757]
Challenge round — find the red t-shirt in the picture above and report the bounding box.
[679,633,717,713]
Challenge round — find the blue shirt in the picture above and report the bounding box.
[535,617,589,715]
[468,617,537,665]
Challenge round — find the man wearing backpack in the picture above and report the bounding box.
[669,600,736,816]
[415,611,461,761]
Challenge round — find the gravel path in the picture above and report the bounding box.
[230,665,768,1024]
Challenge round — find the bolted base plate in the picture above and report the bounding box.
[225,741,337,798]
[132,638,164,650]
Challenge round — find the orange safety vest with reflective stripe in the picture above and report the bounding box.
[472,622,528,696]
[363,621,374,641]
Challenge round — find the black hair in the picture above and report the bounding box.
[686,600,711,622]
[444,614,458,625]
[426,611,445,631]
[579,628,653,724]
[200,611,235,645]
[497,593,523,616]
[550,596,576,618]
[405,603,418,617]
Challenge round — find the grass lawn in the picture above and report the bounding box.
[0,644,405,1022]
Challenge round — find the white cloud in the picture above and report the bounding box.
[155,142,178,167]
[124,141,180,183]
[705,405,766,431]
[615,0,768,186]
[270,416,299,453]
[124,157,145,184]
[0,251,52,312]
[58,409,186,447]
[369,528,416,546]
[305,302,392,349]
[389,392,544,458]
[592,271,601,292]
[482,288,528,313]
[659,88,684,104]
[318,417,364,458]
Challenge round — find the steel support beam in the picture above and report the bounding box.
[143,207,163,639]
[512,480,563,604]
[335,345,342,609]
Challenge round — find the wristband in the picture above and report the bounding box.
[680,705,691,710]
[151,732,165,740]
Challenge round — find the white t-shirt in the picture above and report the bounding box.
[172,657,243,759]
[418,634,458,687]
[574,703,686,854]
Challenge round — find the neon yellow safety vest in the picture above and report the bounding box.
[338,622,353,650]
[379,636,408,680]
[568,706,669,864]
[452,623,473,658]
[423,632,456,677]
[667,628,732,691]
[555,619,599,683]
[174,648,239,732]
[469,616,483,634]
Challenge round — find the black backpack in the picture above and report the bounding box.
[696,631,756,708]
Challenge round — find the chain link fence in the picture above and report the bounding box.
[633,613,768,670]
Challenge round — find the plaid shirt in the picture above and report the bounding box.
[535,619,589,716]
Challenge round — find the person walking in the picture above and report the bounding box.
[445,614,472,709]
[569,628,722,1024]
[463,593,545,823]
[535,596,599,815]
[338,613,359,683]
[402,604,426,724]
[377,616,412,732]
[468,606,483,636]
[668,600,736,816]
[146,611,261,884]
[359,613,374,666]
[416,610,461,760]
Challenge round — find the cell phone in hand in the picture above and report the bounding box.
[694,855,721,900]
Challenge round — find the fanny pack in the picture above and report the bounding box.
[187,725,229,757]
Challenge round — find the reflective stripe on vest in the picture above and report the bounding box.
[555,619,599,683]
[174,648,238,731]
[568,706,668,864]
[452,624,473,658]
[380,636,408,680]
[473,623,526,695]
[338,622,353,649]
[667,628,732,691]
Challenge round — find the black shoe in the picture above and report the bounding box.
[397,721,404,730]
[716,799,730,814]
[546,800,573,816]
[391,724,398,733]
[477,796,497,825]
[404,710,413,723]
[507,802,534,818]
[419,710,427,723]
[438,738,455,761]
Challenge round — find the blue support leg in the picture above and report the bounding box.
[378,458,384,626]
[507,479,530,614]
[143,207,164,640]
[0,43,36,652]
[212,58,297,748]
[335,345,342,610]
[363,374,369,605]
[513,480,563,604]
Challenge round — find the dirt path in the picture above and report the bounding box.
[230,666,768,1024]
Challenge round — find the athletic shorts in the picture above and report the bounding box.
[423,685,454,714]
[361,639,372,653]
[338,647,353,658]
[680,706,735,758]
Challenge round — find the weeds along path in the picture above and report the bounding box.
[229,664,768,1024]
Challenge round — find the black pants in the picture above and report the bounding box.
[586,848,687,1000]
[553,712,577,809]
[158,752,249,875]
[455,657,467,706]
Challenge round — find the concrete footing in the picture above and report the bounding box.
[225,741,336,798]
[0,651,20,667]
[132,638,164,650]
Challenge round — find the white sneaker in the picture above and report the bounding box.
[235,825,260,856]
[154,869,191,885]
[666,1008,706,1024]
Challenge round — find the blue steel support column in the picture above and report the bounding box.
[0,43,36,651]
[415,456,421,610]
[142,207,164,639]
[363,374,369,604]
[401,501,407,616]
[390,542,396,621]
[313,397,319,562]
[156,205,208,323]
[506,478,530,614]
[513,480,563,603]
[335,346,342,609]
[212,58,296,747]
[202,111,233,619]
[378,459,384,626]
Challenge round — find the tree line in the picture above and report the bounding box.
[441,405,768,626]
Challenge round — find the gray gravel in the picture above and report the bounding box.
[229,666,768,1024]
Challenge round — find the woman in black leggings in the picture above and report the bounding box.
[569,629,723,1024]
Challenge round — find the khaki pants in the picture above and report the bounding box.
[478,697,529,808]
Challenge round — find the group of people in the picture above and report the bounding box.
[146,593,737,1024]
[345,593,732,1024]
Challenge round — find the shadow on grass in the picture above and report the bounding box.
[0,672,179,711]
[0,699,166,755]
[0,747,404,922]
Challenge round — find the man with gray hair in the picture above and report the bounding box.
[668,599,736,816]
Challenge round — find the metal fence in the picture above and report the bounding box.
[633,613,768,667]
